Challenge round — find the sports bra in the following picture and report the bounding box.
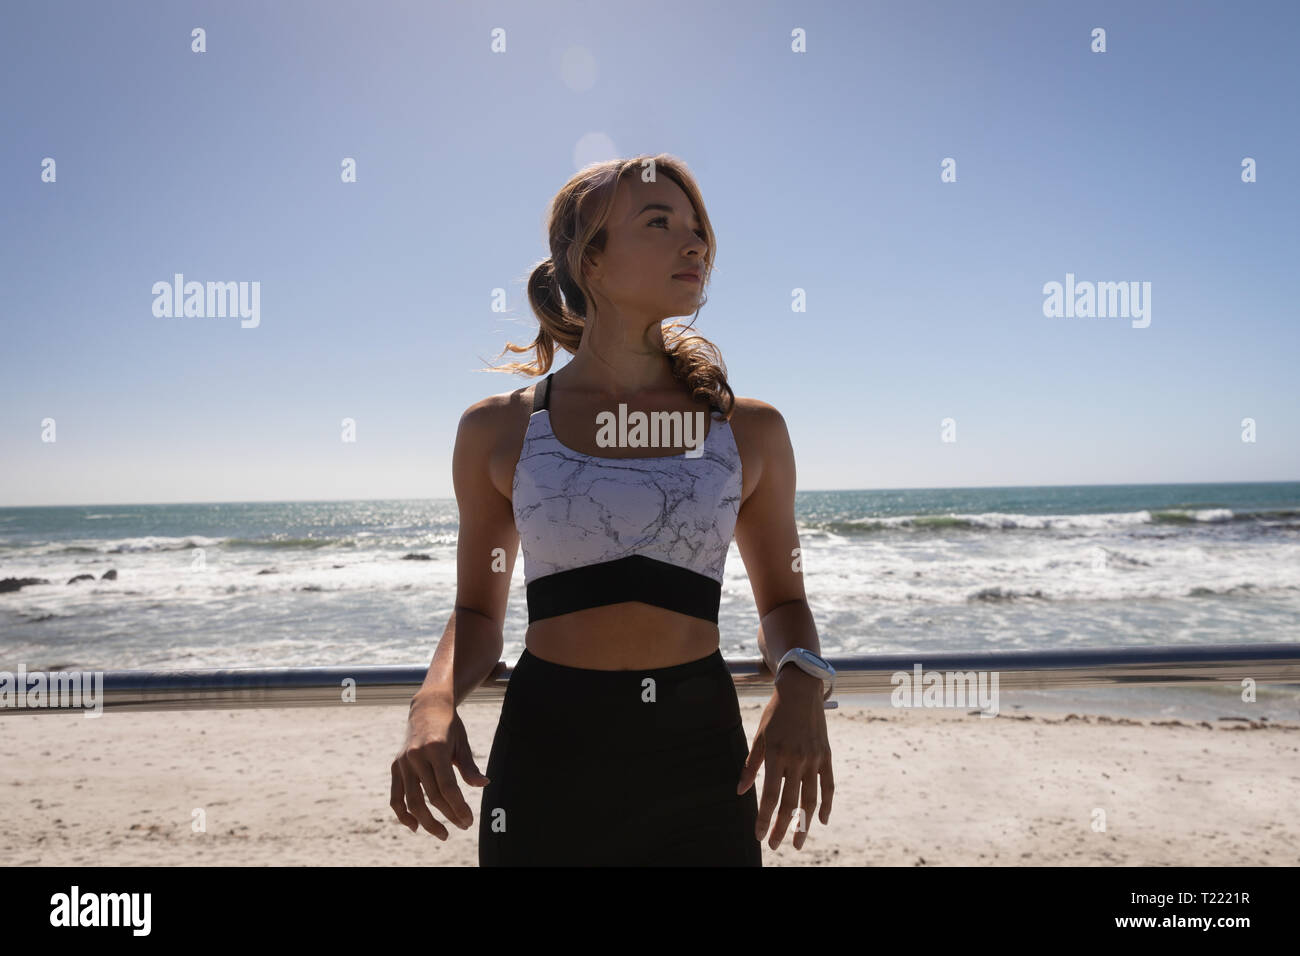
[512,371,743,625]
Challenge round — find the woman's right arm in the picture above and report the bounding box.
[390,397,521,840]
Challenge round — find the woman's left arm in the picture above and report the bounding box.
[732,401,834,851]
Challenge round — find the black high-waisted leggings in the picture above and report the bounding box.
[478,647,762,866]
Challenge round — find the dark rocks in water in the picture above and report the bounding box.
[296,585,324,592]
[67,574,96,585]
[401,553,433,561]
[970,586,1046,602]
[1,577,50,593]
[100,569,118,580]
[256,568,279,575]
[332,564,344,569]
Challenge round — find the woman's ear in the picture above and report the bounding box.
[580,249,602,289]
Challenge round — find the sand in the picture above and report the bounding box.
[3,699,1297,866]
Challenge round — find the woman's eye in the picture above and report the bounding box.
[649,216,706,240]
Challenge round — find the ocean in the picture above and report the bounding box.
[2,482,1299,717]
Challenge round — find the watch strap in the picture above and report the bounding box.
[775,648,835,702]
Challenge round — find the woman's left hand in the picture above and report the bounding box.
[737,667,834,850]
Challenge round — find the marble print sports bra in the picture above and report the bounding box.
[512,372,743,625]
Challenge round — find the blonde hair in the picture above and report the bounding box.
[490,153,735,419]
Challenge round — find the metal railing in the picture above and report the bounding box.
[3,642,1298,715]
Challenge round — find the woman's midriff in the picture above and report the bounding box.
[524,602,721,670]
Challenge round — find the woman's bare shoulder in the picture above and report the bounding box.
[453,380,546,498]
[726,394,790,450]
[457,380,541,439]
[725,394,793,506]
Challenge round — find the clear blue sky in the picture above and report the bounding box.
[2,0,1296,507]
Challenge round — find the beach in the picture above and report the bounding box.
[3,487,1299,865]
[4,697,1296,867]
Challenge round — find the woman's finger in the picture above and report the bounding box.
[767,760,805,849]
[407,747,464,830]
[736,731,764,796]
[754,751,786,843]
[400,758,448,840]
[819,756,834,824]
[794,766,820,849]
[389,760,418,831]
[430,752,474,829]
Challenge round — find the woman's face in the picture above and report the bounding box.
[582,174,709,323]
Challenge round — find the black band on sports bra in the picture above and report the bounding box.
[532,373,553,414]
[526,554,721,624]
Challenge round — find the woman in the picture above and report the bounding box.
[390,154,834,865]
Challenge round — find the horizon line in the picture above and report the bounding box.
[3,478,1299,510]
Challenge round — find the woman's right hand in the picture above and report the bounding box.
[390,696,490,840]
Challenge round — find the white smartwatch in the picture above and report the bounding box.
[774,648,837,709]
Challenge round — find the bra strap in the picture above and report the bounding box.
[532,372,553,413]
